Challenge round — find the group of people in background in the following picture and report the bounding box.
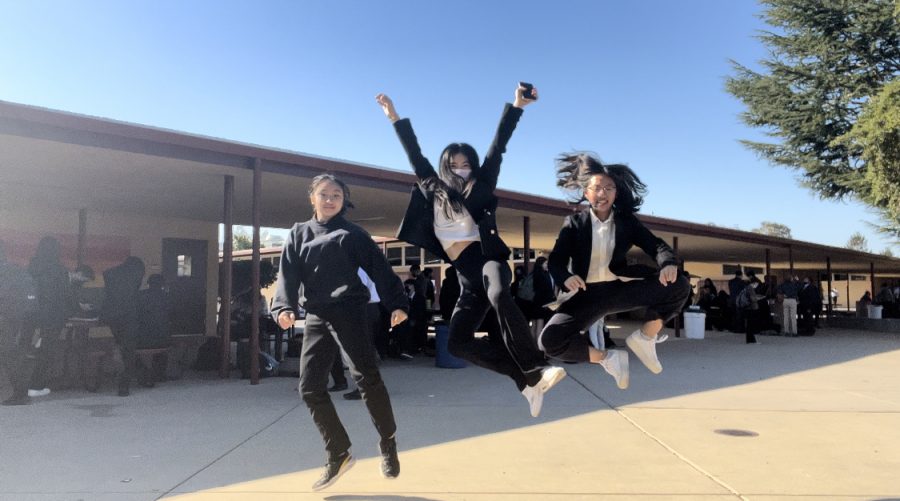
[0,237,172,405]
[692,270,842,344]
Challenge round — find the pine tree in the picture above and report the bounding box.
[727,0,900,234]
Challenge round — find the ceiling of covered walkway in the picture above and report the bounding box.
[2,99,898,276]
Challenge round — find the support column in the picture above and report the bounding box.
[77,209,87,268]
[523,216,531,274]
[219,175,234,378]
[870,262,876,300]
[788,246,794,276]
[765,248,771,277]
[250,159,262,385]
[673,236,681,338]
[826,257,833,320]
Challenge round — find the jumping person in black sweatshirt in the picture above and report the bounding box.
[375,84,565,418]
[271,174,409,492]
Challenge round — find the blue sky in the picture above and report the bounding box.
[1,0,895,253]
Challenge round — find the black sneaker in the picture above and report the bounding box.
[311,450,355,491]
[328,382,349,392]
[379,437,400,479]
[343,389,361,400]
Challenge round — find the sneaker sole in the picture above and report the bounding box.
[538,367,567,393]
[617,352,630,390]
[312,456,356,492]
[626,334,662,374]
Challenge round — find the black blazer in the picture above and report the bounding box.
[549,208,678,292]
[392,104,524,262]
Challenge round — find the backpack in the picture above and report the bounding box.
[736,286,753,310]
[516,274,535,302]
[0,262,38,317]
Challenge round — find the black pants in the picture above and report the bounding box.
[0,314,30,399]
[540,275,690,363]
[107,316,137,391]
[299,302,396,459]
[449,244,546,390]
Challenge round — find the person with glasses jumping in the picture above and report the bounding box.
[538,153,690,389]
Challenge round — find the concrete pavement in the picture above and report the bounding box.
[1,320,899,500]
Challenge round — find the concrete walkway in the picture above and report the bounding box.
[1,321,899,500]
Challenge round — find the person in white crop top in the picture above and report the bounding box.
[377,84,566,418]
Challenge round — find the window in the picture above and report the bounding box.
[424,249,442,265]
[722,264,742,275]
[850,275,867,281]
[405,245,422,266]
[177,255,192,277]
[833,273,848,281]
[386,246,402,266]
[512,248,536,260]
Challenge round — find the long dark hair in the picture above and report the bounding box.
[425,143,479,219]
[29,236,62,275]
[555,152,646,214]
[308,173,355,218]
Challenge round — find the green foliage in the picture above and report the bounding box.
[839,80,900,236]
[233,229,252,251]
[752,220,793,238]
[881,247,895,257]
[727,0,900,233]
[846,231,870,252]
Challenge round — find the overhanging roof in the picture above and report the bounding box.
[2,99,898,275]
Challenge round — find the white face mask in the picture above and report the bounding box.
[451,169,471,180]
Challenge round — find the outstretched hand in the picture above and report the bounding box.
[513,84,538,108]
[376,93,400,122]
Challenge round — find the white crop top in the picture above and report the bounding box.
[433,205,481,250]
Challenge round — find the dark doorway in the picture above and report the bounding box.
[162,238,208,335]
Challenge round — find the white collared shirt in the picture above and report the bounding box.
[586,210,619,283]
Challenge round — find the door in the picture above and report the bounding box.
[162,238,208,336]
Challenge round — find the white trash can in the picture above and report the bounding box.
[683,311,706,339]
[867,305,883,319]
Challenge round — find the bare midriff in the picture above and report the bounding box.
[445,240,477,262]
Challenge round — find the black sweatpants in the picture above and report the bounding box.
[540,275,690,363]
[299,302,396,459]
[449,244,547,391]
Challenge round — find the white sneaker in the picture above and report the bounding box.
[626,329,664,374]
[521,384,544,418]
[27,388,50,397]
[537,366,566,394]
[599,350,630,389]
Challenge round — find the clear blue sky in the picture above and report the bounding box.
[1,0,895,253]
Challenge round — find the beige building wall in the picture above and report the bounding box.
[0,206,219,337]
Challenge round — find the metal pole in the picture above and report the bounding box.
[523,216,531,274]
[765,248,771,278]
[826,257,833,320]
[870,262,876,301]
[219,175,234,378]
[673,236,681,338]
[788,246,794,276]
[250,159,262,385]
[77,209,87,268]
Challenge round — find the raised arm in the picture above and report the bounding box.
[480,84,538,188]
[377,93,438,181]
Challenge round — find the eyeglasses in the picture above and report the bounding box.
[316,192,344,202]
[586,185,617,194]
